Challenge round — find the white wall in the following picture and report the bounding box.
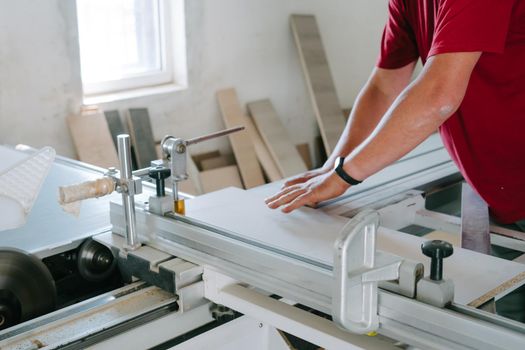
[0,0,388,160]
[0,0,82,157]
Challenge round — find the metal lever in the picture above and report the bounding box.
[186,126,245,146]
[161,126,245,214]
[332,210,401,334]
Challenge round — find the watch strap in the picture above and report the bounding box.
[334,156,362,186]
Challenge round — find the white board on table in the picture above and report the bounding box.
[184,187,525,306]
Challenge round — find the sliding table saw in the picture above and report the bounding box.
[1,132,525,350]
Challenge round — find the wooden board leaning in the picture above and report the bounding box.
[216,88,265,189]
[290,14,346,156]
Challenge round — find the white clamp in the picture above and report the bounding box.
[332,210,402,334]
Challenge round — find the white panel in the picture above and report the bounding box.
[185,187,525,305]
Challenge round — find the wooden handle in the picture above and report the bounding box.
[59,177,115,204]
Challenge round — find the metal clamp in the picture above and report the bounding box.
[332,210,401,334]
[161,126,245,214]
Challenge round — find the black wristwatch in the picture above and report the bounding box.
[334,157,362,186]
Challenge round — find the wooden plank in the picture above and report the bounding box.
[104,110,126,149]
[248,99,307,178]
[296,143,313,170]
[187,154,203,195]
[216,88,265,189]
[155,143,162,159]
[106,110,139,170]
[201,154,235,171]
[468,271,525,308]
[193,151,221,171]
[200,165,243,193]
[314,135,327,168]
[127,108,158,169]
[178,179,199,196]
[186,187,525,306]
[290,15,346,155]
[243,115,282,182]
[67,112,119,168]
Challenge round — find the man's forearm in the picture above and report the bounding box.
[326,81,393,167]
[265,53,481,213]
[325,64,416,168]
[342,53,481,181]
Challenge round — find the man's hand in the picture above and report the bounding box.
[265,171,350,213]
[279,165,331,188]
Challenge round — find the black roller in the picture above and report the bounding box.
[77,239,116,282]
[0,248,56,330]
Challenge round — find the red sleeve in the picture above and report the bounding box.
[429,0,514,57]
[376,0,419,69]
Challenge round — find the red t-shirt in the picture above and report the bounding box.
[377,0,525,223]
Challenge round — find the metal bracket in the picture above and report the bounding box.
[332,210,402,334]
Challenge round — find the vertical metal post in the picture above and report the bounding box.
[117,135,140,250]
[172,181,179,202]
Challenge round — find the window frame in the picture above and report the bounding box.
[78,0,187,100]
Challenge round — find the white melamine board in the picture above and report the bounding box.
[185,187,344,267]
[424,231,461,246]
[376,230,525,305]
[248,99,307,177]
[185,187,525,306]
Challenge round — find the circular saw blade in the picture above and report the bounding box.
[0,248,56,330]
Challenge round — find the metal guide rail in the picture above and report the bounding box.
[0,282,182,349]
[107,200,525,350]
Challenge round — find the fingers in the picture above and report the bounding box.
[267,187,307,209]
[264,185,298,205]
[281,168,327,188]
[282,175,310,188]
[281,192,316,213]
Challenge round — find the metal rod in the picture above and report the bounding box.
[172,181,179,202]
[186,126,245,146]
[132,167,152,178]
[117,135,139,250]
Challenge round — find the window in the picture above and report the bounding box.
[76,0,187,100]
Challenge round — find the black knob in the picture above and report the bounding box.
[149,166,171,197]
[421,240,453,281]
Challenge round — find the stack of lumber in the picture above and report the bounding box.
[66,13,345,196]
[204,13,348,191]
[211,88,313,193]
[68,106,160,171]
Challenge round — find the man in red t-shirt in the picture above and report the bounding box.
[267,0,525,321]
[267,0,525,225]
